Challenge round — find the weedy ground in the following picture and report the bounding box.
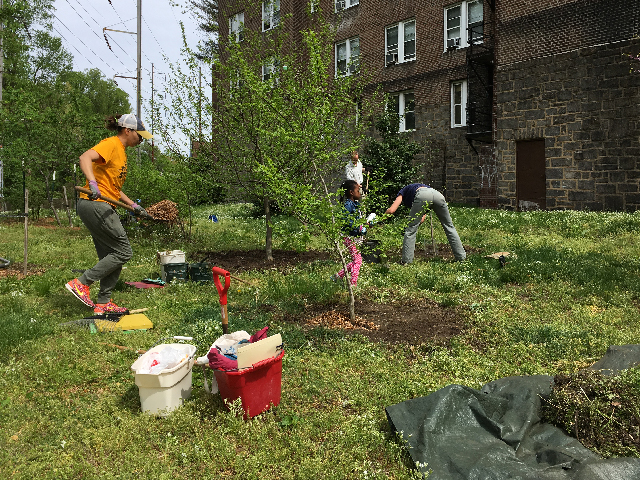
[1,203,640,479]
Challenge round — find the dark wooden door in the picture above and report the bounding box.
[516,139,546,210]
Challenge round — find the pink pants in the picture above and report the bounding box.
[336,237,363,286]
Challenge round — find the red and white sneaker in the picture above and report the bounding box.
[65,278,94,307]
[94,301,128,315]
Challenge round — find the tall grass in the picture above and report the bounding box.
[1,205,640,479]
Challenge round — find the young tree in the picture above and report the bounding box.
[157,4,383,318]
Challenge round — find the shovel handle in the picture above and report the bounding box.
[211,267,231,306]
[75,186,134,212]
[221,304,229,334]
[74,186,153,219]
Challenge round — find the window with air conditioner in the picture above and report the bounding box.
[451,80,467,127]
[444,0,483,50]
[388,91,415,132]
[386,19,416,66]
[335,0,359,12]
[263,0,280,31]
[335,37,360,76]
[262,58,280,82]
[229,12,244,42]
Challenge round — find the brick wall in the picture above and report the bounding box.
[217,0,640,210]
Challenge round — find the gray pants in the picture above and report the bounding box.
[77,198,132,304]
[402,187,466,264]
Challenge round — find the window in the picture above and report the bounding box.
[386,19,416,66]
[389,91,415,132]
[335,37,360,76]
[310,0,318,13]
[263,0,280,31]
[229,12,244,42]
[444,0,483,50]
[335,0,359,12]
[262,58,280,82]
[451,80,467,127]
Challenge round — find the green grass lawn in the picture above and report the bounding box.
[1,204,640,479]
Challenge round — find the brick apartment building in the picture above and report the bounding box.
[218,0,640,211]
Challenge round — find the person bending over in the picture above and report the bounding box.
[385,183,466,264]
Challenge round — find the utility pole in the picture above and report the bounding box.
[104,1,142,119]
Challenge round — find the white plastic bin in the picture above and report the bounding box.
[157,250,186,265]
[131,343,196,416]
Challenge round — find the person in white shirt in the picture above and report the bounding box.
[344,150,365,186]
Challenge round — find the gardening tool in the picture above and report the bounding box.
[60,308,153,333]
[212,266,231,334]
[74,186,155,220]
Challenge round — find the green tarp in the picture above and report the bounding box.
[386,346,640,479]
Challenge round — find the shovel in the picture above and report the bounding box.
[74,186,154,220]
[212,266,231,334]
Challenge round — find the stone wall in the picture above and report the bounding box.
[495,38,640,211]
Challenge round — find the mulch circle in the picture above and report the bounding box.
[293,297,466,345]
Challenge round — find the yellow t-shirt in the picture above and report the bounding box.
[79,136,128,203]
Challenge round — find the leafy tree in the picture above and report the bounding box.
[0,2,130,216]
[363,105,424,214]
[189,0,218,61]
[157,3,383,319]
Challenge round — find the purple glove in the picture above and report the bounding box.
[88,181,101,200]
[131,203,149,218]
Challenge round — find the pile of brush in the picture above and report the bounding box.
[146,200,179,223]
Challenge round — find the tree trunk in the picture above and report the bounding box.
[62,186,73,227]
[334,238,356,321]
[44,175,62,226]
[264,197,274,262]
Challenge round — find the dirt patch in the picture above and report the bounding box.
[291,297,466,345]
[196,248,469,344]
[0,263,46,280]
[196,243,484,273]
[195,249,332,273]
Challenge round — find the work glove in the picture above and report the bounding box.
[88,181,101,200]
[132,203,151,219]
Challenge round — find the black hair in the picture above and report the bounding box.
[105,114,125,132]
[339,179,359,202]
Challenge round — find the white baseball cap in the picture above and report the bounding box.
[117,113,153,140]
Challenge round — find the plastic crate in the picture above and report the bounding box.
[161,263,188,282]
[214,350,284,419]
[189,262,213,282]
[158,250,186,264]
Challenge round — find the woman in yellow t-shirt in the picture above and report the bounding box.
[65,114,152,314]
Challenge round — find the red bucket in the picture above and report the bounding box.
[214,350,284,419]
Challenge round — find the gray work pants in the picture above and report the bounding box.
[77,198,132,304]
[402,187,466,264]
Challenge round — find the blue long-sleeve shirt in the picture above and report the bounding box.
[343,199,366,236]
